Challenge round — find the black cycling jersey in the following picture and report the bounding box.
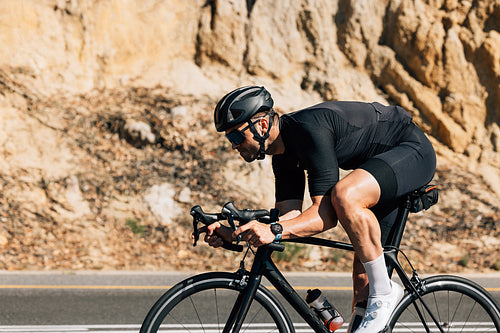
[272,100,436,245]
[273,101,417,202]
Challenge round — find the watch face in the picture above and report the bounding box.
[270,223,283,235]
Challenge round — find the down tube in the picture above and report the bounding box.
[263,259,331,333]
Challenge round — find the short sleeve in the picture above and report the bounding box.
[272,153,306,202]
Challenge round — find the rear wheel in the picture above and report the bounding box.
[140,271,294,333]
[388,275,500,332]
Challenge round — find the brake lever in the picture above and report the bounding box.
[192,218,200,247]
[225,214,242,244]
[221,204,242,245]
[190,205,211,247]
[221,205,240,243]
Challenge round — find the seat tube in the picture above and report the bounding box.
[387,197,412,249]
[384,198,411,278]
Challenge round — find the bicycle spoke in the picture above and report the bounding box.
[431,290,441,331]
[390,278,500,333]
[189,294,206,333]
[243,304,280,333]
[163,312,194,333]
[446,290,450,332]
[460,301,476,332]
[215,288,221,332]
[242,306,260,332]
[141,274,292,333]
[448,292,464,329]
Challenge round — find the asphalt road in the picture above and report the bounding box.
[0,271,498,332]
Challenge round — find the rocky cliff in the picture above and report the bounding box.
[0,0,498,272]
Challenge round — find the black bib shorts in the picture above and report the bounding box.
[359,123,436,244]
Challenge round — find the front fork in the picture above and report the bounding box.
[224,270,262,333]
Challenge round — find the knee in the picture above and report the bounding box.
[330,182,356,216]
[331,183,373,231]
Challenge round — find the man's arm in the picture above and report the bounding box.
[233,195,338,246]
[280,195,338,239]
[275,199,302,220]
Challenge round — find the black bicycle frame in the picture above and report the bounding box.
[223,193,446,333]
[224,244,332,333]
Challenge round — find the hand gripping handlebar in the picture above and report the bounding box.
[191,202,284,252]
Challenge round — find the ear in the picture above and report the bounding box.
[257,117,269,134]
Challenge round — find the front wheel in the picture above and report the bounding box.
[140,271,295,333]
[388,275,500,332]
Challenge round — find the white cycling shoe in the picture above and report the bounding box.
[353,282,404,333]
[346,305,366,333]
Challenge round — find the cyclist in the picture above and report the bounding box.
[201,86,436,333]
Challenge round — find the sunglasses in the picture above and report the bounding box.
[225,118,262,145]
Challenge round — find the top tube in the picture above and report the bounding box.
[284,237,354,251]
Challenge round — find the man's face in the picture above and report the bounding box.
[225,121,261,162]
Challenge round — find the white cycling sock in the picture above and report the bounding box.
[362,254,392,297]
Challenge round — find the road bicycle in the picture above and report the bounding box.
[140,185,500,332]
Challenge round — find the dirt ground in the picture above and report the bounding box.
[0,85,498,274]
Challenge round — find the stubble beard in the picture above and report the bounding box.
[239,147,258,163]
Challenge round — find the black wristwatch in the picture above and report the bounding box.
[270,222,283,242]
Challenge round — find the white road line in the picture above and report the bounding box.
[0,325,139,333]
[0,322,495,333]
[0,324,310,333]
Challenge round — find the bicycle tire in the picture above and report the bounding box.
[140,271,295,333]
[387,275,500,332]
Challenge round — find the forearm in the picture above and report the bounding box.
[282,208,333,239]
[280,195,337,239]
[279,209,302,221]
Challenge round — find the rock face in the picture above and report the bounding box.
[0,0,498,272]
[3,0,498,153]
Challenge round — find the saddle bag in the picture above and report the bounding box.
[409,185,438,213]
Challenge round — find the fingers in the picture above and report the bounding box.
[191,223,225,248]
[233,221,274,247]
[205,223,226,247]
[193,221,275,248]
[205,232,224,248]
[205,222,221,236]
[233,223,253,243]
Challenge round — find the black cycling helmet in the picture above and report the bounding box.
[214,86,274,132]
[214,86,275,160]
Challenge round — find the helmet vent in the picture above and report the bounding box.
[214,86,273,132]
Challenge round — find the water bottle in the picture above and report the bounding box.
[306,288,344,332]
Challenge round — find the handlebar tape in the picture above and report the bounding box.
[222,242,244,252]
[267,243,285,252]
